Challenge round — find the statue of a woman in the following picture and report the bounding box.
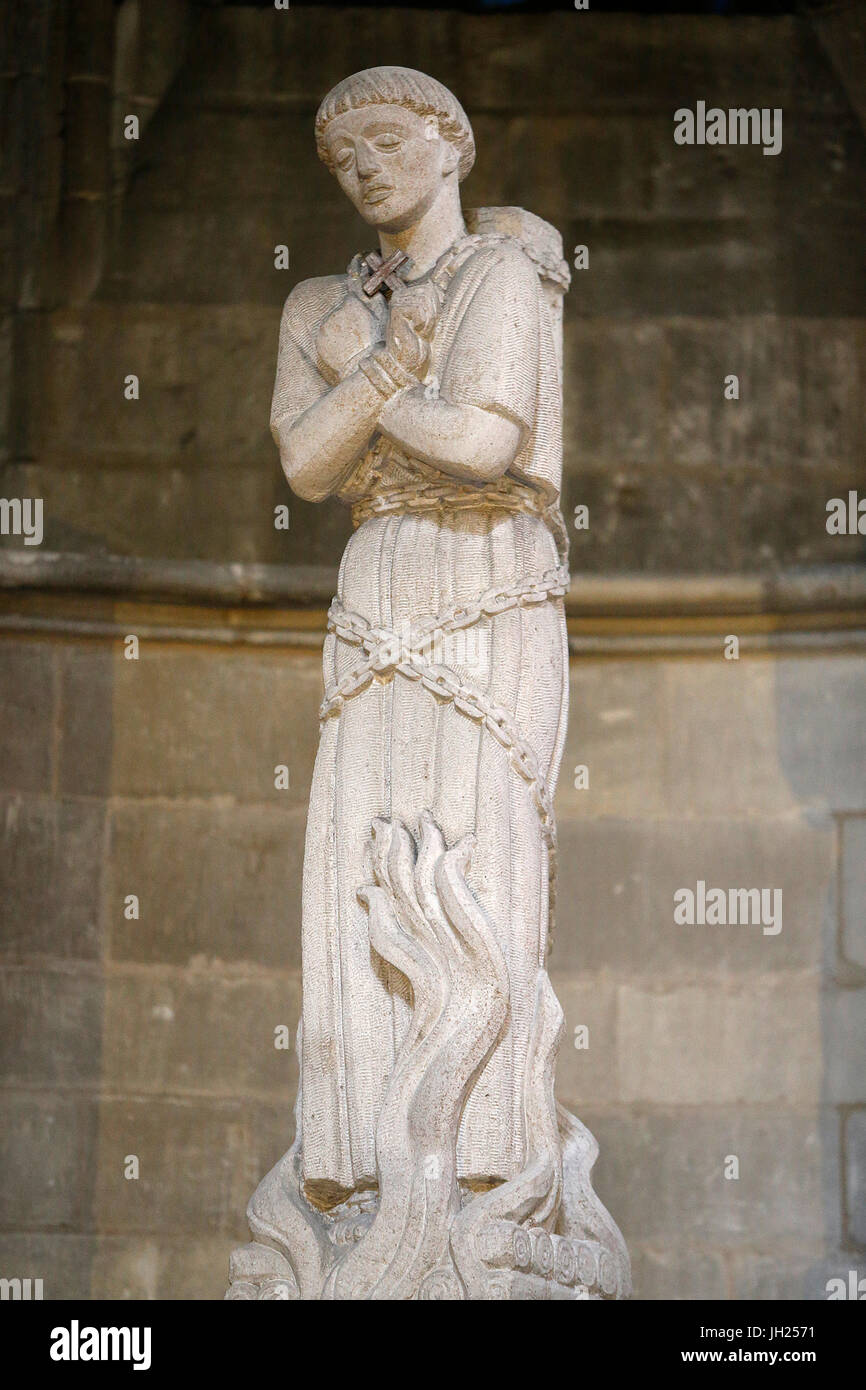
[228,67,629,1302]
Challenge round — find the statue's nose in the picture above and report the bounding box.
[356,139,382,179]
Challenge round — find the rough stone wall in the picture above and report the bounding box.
[1,3,865,1300]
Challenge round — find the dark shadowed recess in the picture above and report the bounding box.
[225,1,800,14]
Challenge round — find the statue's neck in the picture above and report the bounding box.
[377,188,466,281]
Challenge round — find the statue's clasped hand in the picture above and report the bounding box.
[316,270,441,401]
[384,282,440,382]
[316,293,386,386]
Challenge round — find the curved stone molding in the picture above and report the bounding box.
[3,549,866,617]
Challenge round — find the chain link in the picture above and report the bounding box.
[321,568,568,944]
[351,481,569,572]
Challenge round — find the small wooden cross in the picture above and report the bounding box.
[361,249,410,299]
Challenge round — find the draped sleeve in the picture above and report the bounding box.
[270,275,345,439]
[439,243,540,447]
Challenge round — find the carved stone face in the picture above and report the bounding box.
[324,103,458,231]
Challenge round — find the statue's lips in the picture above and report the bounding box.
[362,184,394,206]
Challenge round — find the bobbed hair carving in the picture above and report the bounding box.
[315,66,476,183]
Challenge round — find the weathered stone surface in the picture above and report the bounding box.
[0,965,103,1088]
[89,1234,236,1301]
[563,467,734,575]
[59,643,321,802]
[0,313,12,459]
[803,1254,866,1302]
[844,1109,866,1248]
[168,9,845,128]
[664,318,865,473]
[514,116,788,229]
[566,319,666,469]
[461,14,805,117]
[0,1094,98,1231]
[841,817,866,970]
[573,1104,838,1248]
[564,461,866,573]
[776,657,866,813]
[560,315,866,571]
[629,1245,728,1301]
[62,81,110,196]
[552,971,866,1120]
[0,1230,281,1301]
[102,969,300,1098]
[0,643,55,795]
[565,219,780,320]
[56,644,114,798]
[824,989,866,1103]
[32,305,275,468]
[658,658,813,817]
[116,109,330,210]
[105,201,342,307]
[0,795,105,960]
[729,1252,824,1301]
[551,973,618,1108]
[111,0,191,178]
[560,653,851,821]
[0,1233,96,1300]
[557,660,667,819]
[616,976,821,1106]
[88,1235,159,1301]
[2,312,50,459]
[552,971,849,1109]
[92,1097,288,1236]
[180,5,460,110]
[776,112,866,317]
[105,801,305,970]
[4,458,350,564]
[552,815,835,975]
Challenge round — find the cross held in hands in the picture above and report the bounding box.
[361,249,410,299]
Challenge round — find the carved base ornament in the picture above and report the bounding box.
[227,67,630,1301]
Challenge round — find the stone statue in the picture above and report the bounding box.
[227,66,630,1301]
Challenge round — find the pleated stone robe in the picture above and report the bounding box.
[271,232,569,1202]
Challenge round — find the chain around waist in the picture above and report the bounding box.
[352,478,548,528]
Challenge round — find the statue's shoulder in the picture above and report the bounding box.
[281,274,346,330]
[277,274,346,360]
[461,208,571,297]
[447,235,543,308]
[465,235,535,272]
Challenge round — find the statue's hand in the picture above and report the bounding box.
[385,282,441,381]
[316,294,385,385]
